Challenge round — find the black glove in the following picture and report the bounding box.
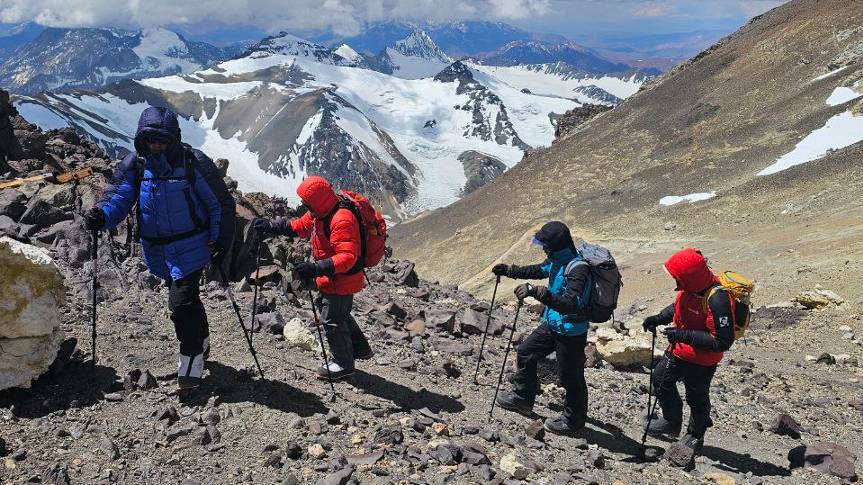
[252,218,274,234]
[209,242,226,266]
[642,315,663,333]
[492,264,510,277]
[294,261,318,280]
[514,283,535,300]
[84,206,105,231]
[663,327,685,344]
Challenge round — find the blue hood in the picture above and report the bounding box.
[134,106,183,159]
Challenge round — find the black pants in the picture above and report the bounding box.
[652,351,717,439]
[512,322,588,427]
[317,293,371,371]
[168,268,209,357]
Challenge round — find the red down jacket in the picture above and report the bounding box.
[290,176,364,295]
[664,249,724,366]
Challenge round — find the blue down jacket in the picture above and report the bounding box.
[99,107,235,281]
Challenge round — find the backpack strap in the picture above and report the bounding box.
[322,196,366,275]
[565,257,592,310]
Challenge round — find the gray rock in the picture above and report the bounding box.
[99,437,120,460]
[770,413,803,439]
[316,465,354,485]
[285,441,303,460]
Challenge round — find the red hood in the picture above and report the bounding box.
[664,248,715,293]
[297,176,338,216]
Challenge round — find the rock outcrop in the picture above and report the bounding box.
[0,237,65,389]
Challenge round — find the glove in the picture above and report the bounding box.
[83,206,105,231]
[492,264,510,277]
[209,242,226,266]
[514,283,535,301]
[532,285,550,303]
[663,327,685,344]
[642,315,663,333]
[294,261,318,280]
[252,218,274,234]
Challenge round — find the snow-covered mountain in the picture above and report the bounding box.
[0,22,45,62]
[0,27,234,94]
[470,62,655,105]
[484,40,634,73]
[14,34,652,218]
[373,31,453,79]
[317,20,561,58]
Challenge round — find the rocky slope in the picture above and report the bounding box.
[0,83,861,484]
[0,27,234,95]
[390,0,863,310]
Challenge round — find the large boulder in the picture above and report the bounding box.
[0,237,65,390]
[594,327,658,369]
[788,442,857,481]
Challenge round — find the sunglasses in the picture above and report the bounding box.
[144,137,169,145]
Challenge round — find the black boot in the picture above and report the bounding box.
[544,415,584,435]
[496,391,534,416]
[644,416,682,438]
[316,361,354,381]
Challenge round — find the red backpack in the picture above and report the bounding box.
[325,190,387,274]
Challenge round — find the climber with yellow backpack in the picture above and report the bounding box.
[641,248,753,468]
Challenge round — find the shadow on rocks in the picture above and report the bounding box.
[0,358,120,419]
[701,445,791,477]
[189,361,327,417]
[582,418,646,460]
[350,370,465,414]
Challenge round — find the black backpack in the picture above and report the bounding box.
[566,242,623,323]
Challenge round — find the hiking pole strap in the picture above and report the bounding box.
[474,275,501,381]
[91,229,99,372]
[490,300,521,419]
[217,265,266,379]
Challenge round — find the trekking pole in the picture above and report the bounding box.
[90,229,99,373]
[489,300,522,420]
[473,275,501,383]
[641,341,675,460]
[216,265,265,379]
[250,238,264,346]
[640,329,657,457]
[306,283,337,401]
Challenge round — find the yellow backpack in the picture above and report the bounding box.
[702,271,755,340]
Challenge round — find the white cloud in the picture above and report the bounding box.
[631,2,671,17]
[0,0,551,35]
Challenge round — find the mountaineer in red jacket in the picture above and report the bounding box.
[642,248,737,463]
[252,176,372,380]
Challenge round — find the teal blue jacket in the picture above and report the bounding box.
[514,247,591,336]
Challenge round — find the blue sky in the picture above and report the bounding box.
[0,0,787,39]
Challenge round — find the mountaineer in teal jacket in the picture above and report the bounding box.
[492,221,591,435]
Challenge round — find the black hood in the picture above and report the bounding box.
[533,221,576,253]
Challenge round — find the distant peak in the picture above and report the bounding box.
[393,31,451,63]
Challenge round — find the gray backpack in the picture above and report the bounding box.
[566,242,623,323]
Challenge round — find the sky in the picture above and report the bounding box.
[0,0,788,40]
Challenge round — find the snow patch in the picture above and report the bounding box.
[826,86,862,107]
[469,63,643,102]
[758,111,863,176]
[132,28,201,74]
[334,44,361,63]
[660,192,716,206]
[811,66,851,82]
[14,101,70,130]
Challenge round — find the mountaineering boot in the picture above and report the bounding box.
[316,361,354,381]
[495,391,534,416]
[644,416,682,438]
[177,352,204,390]
[354,346,374,361]
[663,433,704,470]
[544,415,584,436]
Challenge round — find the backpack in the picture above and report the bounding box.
[565,242,622,323]
[324,189,387,274]
[702,271,754,340]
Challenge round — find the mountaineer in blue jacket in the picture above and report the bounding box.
[491,221,591,435]
[83,107,235,389]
